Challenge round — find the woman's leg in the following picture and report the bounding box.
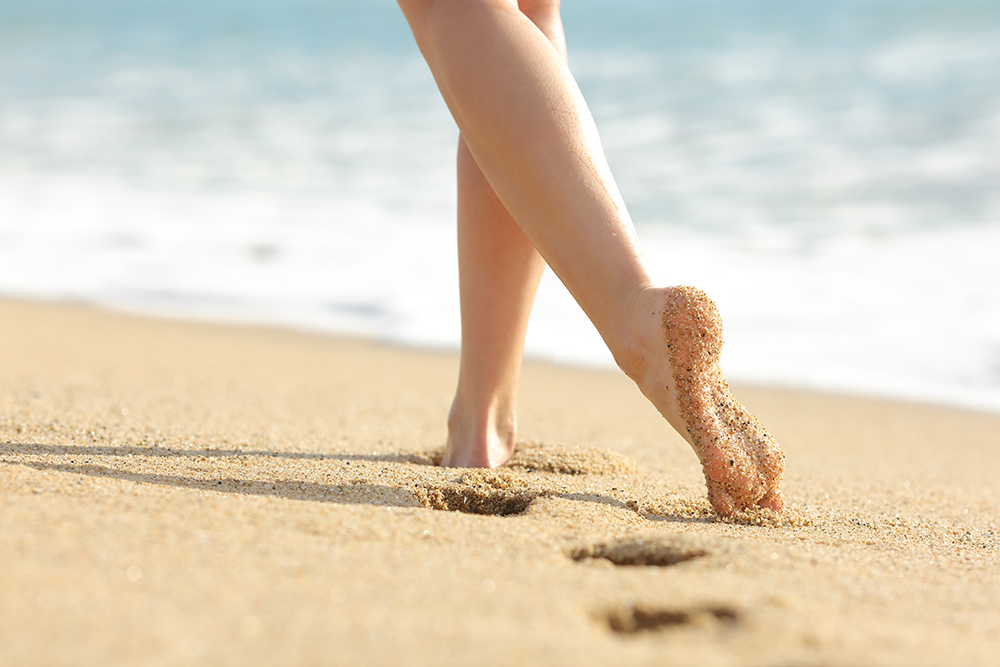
[443,0,566,468]
[400,0,648,343]
[444,137,545,467]
[398,0,784,514]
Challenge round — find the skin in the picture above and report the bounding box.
[444,0,563,469]
[397,0,784,515]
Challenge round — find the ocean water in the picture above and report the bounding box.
[1,0,999,412]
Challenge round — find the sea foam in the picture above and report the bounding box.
[1,0,998,413]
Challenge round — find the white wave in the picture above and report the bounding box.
[2,5,999,413]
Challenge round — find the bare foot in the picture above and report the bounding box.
[622,286,785,516]
[441,401,517,468]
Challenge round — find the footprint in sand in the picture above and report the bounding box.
[574,535,738,636]
[409,443,640,515]
[412,470,538,516]
[571,535,708,567]
[606,604,739,634]
[417,442,640,477]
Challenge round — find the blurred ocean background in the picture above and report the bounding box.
[1,0,998,412]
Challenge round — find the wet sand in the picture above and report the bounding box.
[1,298,998,666]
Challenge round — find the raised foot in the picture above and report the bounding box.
[631,286,785,517]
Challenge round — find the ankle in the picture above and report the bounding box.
[444,397,518,468]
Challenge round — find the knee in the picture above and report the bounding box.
[398,0,513,22]
[396,0,436,21]
[517,0,560,21]
[516,0,564,55]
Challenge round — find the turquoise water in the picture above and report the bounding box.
[1,0,999,410]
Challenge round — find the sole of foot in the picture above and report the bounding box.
[635,286,785,517]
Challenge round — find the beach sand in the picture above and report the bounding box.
[1,298,997,666]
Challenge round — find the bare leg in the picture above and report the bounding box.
[401,0,649,344]
[443,137,545,467]
[398,0,784,514]
[443,0,564,468]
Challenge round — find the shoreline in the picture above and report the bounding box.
[2,297,998,665]
[5,294,999,419]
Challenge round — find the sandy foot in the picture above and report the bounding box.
[659,286,785,516]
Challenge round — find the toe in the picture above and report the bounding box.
[757,486,784,514]
[707,483,735,517]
